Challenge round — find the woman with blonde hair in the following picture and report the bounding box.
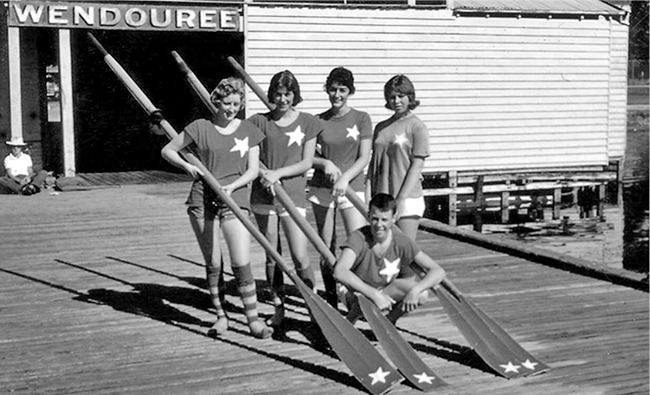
[162,77,273,339]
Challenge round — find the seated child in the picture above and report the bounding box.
[0,137,48,195]
[334,193,446,323]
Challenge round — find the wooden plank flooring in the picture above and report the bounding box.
[1,182,648,395]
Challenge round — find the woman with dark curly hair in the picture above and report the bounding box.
[308,67,372,307]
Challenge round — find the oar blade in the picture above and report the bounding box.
[435,286,514,377]
[358,295,447,391]
[297,281,403,395]
[436,283,548,379]
[453,288,550,376]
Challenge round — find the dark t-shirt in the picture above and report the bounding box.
[341,225,421,288]
[248,111,322,208]
[184,119,264,210]
[311,108,372,191]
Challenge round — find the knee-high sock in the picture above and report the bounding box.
[233,264,260,325]
[266,262,284,300]
[297,265,316,290]
[320,259,337,306]
[206,264,226,319]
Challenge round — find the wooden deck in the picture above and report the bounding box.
[1,181,648,395]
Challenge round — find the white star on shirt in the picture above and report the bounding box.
[500,361,521,373]
[379,258,400,282]
[286,126,305,147]
[346,125,360,141]
[230,137,249,158]
[368,367,391,385]
[521,359,538,370]
[393,133,408,147]
[413,372,436,384]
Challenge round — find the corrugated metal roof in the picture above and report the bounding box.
[453,0,625,15]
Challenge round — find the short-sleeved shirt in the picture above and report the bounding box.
[4,153,32,177]
[184,119,264,210]
[341,225,421,289]
[369,114,429,199]
[248,112,322,209]
[310,108,373,191]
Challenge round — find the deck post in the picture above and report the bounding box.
[553,187,562,219]
[473,175,484,232]
[448,171,457,226]
[597,183,606,220]
[501,191,510,223]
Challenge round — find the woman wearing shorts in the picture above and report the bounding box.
[367,74,430,240]
[308,67,372,307]
[162,77,273,339]
[248,70,323,326]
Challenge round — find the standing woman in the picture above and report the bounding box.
[367,74,429,240]
[308,67,372,307]
[248,70,322,327]
[161,77,273,339]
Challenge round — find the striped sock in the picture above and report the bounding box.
[232,264,260,325]
[206,264,226,319]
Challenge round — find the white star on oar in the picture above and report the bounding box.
[413,372,435,384]
[521,359,538,370]
[369,367,391,385]
[379,258,401,282]
[393,133,408,147]
[286,125,305,147]
[500,361,521,373]
[346,125,360,141]
[230,137,249,158]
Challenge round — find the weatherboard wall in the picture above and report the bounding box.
[244,6,628,173]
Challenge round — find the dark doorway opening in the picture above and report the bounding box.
[73,29,243,173]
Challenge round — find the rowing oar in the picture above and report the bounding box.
[87,35,401,395]
[343,190,550,378]
[219,55,447,390]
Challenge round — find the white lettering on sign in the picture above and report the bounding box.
[100,7,120,26]
[74,6,94,25]
[13,4,44,23]
[49,5,68,24]
[221,10,238,29]
[176,9,195,28]
[200,10,218,29]
[151,9,172,28]
[125,8,147,27]
[9,1,241,32]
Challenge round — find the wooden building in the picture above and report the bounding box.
[0,0,630,222]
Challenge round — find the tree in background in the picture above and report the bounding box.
[629,1,649,81]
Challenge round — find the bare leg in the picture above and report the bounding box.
[397,216,420,241]
[255,213,285,326]
[312,203,338,307]
[281,214,315,289]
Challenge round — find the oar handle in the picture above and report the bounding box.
[227,56,275,111]
[173,51,338,268]
[89,35,301,285]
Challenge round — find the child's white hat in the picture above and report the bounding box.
[6,136,27,146]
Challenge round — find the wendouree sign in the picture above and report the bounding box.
[8,1,241,32]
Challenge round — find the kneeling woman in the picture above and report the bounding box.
[162,77,273,339]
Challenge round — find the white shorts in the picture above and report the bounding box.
[307,187,365,211]
[251,204,307,218]
[398,196,425,218]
